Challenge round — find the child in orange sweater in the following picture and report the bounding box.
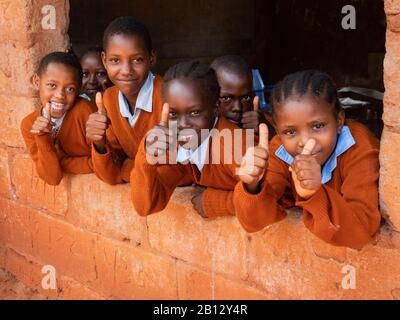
[131,61,255,218]
[80,47,111,101]
[86,17,163,185]
[211,55,268,134]
[234,70,381,249]
[21,52,96,185]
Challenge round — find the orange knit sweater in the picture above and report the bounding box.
[233,121,381,249]
[131,116,250,218]
[20,97,96,185]
[91,75,163,185]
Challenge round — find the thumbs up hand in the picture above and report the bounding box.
[30,102,55,135]
[289,139,322,199]
[237,123,269,194]
[241,96,261,133]
[86,92,109,153]
[145,103,172,163]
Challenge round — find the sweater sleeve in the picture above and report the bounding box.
[202,188,235,218]
[20,117,63,186]
[91,126,129,185]
[296,142,381,249]
[60,155,93,174]
[233,142,291,232]
[131,138,189,216]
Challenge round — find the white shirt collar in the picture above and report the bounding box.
[176,117,218,172]
[119,72,154,127]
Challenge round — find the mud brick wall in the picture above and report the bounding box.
[0,0,399,300]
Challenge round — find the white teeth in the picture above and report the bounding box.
[178,135,194,142]
[51,102,65,111]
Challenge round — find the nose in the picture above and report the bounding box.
[298,134,310,150]
[121,61,134,76]
[231,98,242,113]
[54,88,66,99]
[177,115,191,130]
[88,73,97,85]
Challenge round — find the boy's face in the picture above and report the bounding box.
[102,34,155,104]
[274,96,345,166]
[165,80,216,150]
[33,62,80,119]
[217,70,253,126]
[81,52,111,100]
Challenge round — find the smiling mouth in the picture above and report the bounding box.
[178,135,194,143]
[50,102,66,112]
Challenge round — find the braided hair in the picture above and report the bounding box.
[270,70,342,119]
[162,60,220,106]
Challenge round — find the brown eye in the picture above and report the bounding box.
[220,96,232,103]
[241,95,252,102]
[313,123,325,130]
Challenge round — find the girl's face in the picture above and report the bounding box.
[165,80,217,150]
[217,70,253,125]
[102,34,156,106]
[33,62,79,119]
[81,52,111,100]
[274,96,345,165]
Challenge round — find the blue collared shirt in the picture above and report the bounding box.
[275,125,355,184]
[119,72,154,127]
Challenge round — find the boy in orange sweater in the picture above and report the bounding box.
[21,52,96,185]
[235,70,381,249]
[131,61,257,218]
[211,55,269,135]
[86,16,163,185]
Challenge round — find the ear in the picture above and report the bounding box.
[337,110,345,133]
[149,49,157,68]
[32,73,40,90]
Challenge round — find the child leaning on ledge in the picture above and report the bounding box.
[20,52,96,186]
[235,70,381,249]
[85,16,163,185]
[131,61,255,218]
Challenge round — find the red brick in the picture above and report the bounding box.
[0,95,36,148]
[214,275,271,300]
[31,210,98,285]
[60,276,105,300]
[3,247,60,299]
[93,236,178,299]
[0,147,11,198]
[11,153,68,216]
[379,130,400,230]
[68,174,148,247]
[177,262,213,300]
[147,187,247,278]
[0,198,35,256]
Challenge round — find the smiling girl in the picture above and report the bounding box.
[234,70,381,249]
[21,52,96,185]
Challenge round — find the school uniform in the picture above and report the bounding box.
[20,97,96,185]
[91,72,163,184]
[233,120,381,249]
[131,116,251,217]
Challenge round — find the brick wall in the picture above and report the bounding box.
[0,0,399,300]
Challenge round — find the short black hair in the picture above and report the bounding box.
[163,60,220,106]
[80,46,103,61]
[37,51,83,85]
[210,55,252,79]
[270,70,342,118]
[103,16,152,52]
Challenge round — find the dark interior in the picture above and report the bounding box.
[69,0,386,137]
